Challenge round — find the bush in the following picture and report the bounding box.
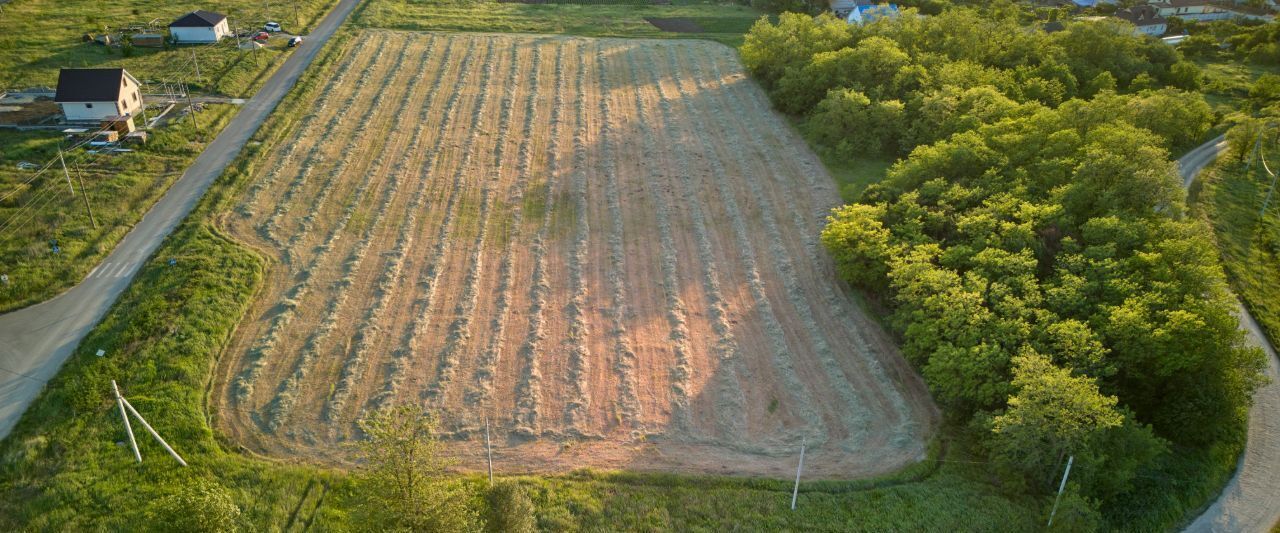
[146,480,242,533]
[807,88,905,157]
[484,482,536,533]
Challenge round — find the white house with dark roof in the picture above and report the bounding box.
[1113,5,1168,36]
[54,68,144,123]
[169,10,230,43]
[1148,1,1231,22]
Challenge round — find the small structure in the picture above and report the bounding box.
[1113,5,1168,36]
[54,68,143,131]
[168,10,230,43]
[1148,1,1231,22]
[846,3,900,25]
[131,33,165,48]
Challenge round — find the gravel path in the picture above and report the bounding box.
[1180,136,1280,533]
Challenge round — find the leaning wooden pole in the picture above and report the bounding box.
[485,416,494,486]
[120,397,188,467]
[111,380,141,463]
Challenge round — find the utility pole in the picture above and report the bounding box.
[57,148,75,195]
[120,396,188,466]
[191,49,201,82]
[1047,455,1075,528]
[72,159,98,229]
[112,380,141,462]
[485,416,494,486]
[1258,131,1278,217]
[184,83,200,134]
[790,440,806,511]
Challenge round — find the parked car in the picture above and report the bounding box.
[264,22,282,32]
[288,36,303,48]
[253,31,270,42]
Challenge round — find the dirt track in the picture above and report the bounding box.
[211,31,936,477]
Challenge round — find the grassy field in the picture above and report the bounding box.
[0,105,235,312]
[353,0,767,47]
[0,0,339,97]
[0,4,1249,530]
[1194,145,1280,347]
[0,30,1042,530]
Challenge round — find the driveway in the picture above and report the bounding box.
[0,0,363,440]
[1179,136,1280,533]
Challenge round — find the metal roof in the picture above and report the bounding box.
[54,68,133,103]
[169,10,227,27]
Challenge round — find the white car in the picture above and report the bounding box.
[264,22,282,32]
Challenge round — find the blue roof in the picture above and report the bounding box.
[855,3,899,16]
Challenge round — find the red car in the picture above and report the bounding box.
[252,31,270,42]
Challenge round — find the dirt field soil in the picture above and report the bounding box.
[212,30,937,478]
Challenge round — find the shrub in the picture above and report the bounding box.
[484,482,536,533]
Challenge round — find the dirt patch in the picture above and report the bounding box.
[212,30,936,478]
[645,17,703,33]
[0,99,58,125]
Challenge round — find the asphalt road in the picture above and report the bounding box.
[1179,136,1280,533]
[0,0,363,441]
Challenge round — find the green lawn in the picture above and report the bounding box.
[0,0,340,97]
[353,0,767,47]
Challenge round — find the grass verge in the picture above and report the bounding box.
[1195,149,1280,347]
[0,106,235,312]
[352,0,766,47]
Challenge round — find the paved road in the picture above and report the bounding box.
[0,0,363,441]
[1179,136,1280,533]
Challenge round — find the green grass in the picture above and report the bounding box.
[353,0,767,47]
[0,106,236,312]
[0,25,1047,531]
[1195,147,1280,348]
[1196,56,1280,116]
[0,0,340,97]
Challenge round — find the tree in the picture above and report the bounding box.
[1249,74,1280,103]
[355,406,478,532]
[483,482,536,533]
[1167,60,1202,91]
[807,89,906,156]
[989,349,1123,485]
[739,13,854,89]
[822,203,897,288]
[146,479,242,533]
[772,36,913,114]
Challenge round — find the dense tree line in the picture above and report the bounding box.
[742,5,1266,522]
[1178,19,1280,65]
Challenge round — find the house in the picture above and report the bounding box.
[1113,5,1168,36]
[829,0,860,19]
[1218,4,1277,22]
[846,3,900,25]
[54,68,144,128]
[1148,1,1231,22]
[168,10,230,43]
[829,0,900,22]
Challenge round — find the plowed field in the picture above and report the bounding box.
[212,30,936,477]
